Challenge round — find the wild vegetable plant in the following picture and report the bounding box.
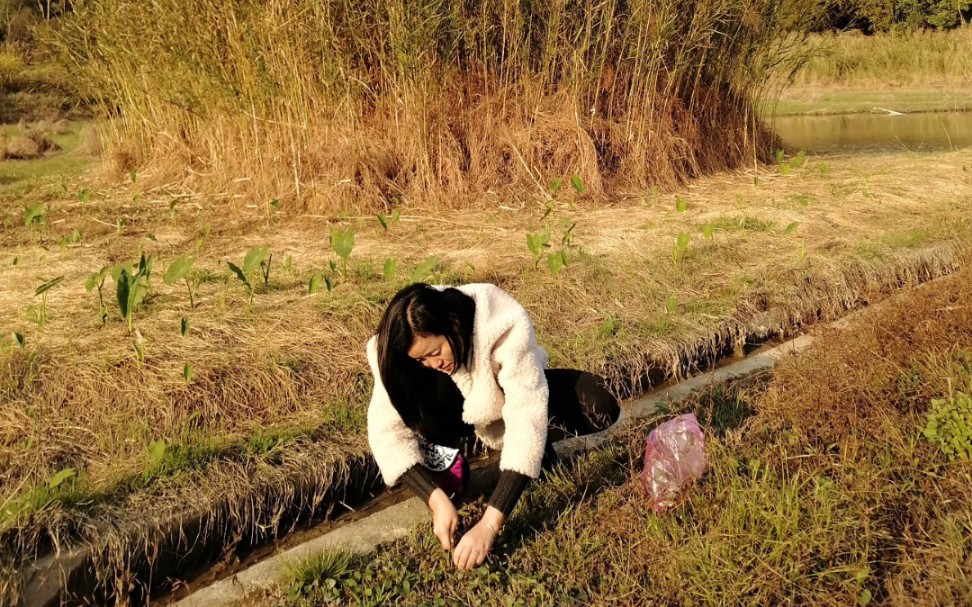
[923,388,972,461]
[228,246,270,304]
[34,276,64,326]
[330,227,355,277]
[672,232,690,264]
[114,253,153,332]
[164,255,199,308]
[377,208,401,232]
[23,204,45,241]
[85,266,110,324]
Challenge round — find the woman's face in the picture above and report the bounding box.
[408,334,455,374]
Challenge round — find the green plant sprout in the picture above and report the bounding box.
[377,208,401,231]
[114,253,154,332]
[34,276,64,325]
[23,204,45,241]
[330,227,355,276]
[228,246,269,304]
[383,258,398,282]
[164,255,199,308]
[672,232,690,264]
[85,266,110,325]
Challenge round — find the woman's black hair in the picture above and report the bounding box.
[376,283,475,434]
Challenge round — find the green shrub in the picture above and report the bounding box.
[923,390,972,461]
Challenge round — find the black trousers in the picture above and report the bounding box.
[416,367,621,450]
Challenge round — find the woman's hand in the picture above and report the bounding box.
[453,506,504,570]
[428,489,458,551]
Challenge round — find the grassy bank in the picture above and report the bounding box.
[772,30,972,115]
[1,146,971,601]
[47,0,813,212]
[281,265,972,606]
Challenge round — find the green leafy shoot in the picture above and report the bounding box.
[549,178,562,196]
[23,203,46,241]
[703,223,715,240]
[164,255,198,308]
[114,254,153,332]
[48,467,75,489]
[570,174,584,195]
[666,294,678,314]
[673,232,690,264]
[411,257,438,283]
[13,331,26,349]
[283,254,293,271]
[34,275,64,325]
[181,317,189,337]
[183,362,193,384]
[86,266,110,324]
[546,250,566,276]
[526,229,551,269]
[784,221,801,235]
[308,273,323,295]
[330,227,355,277]
[775,149,785,164]
[675,197,687,213]
[383,258,397,282]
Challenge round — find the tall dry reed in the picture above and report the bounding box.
[49,0,812,211]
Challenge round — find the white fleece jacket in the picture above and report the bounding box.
[366,283,550,486]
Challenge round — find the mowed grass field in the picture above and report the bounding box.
[279,265,972,606]
[1,142,971,577]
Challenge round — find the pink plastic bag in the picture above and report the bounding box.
[640,413,707,514]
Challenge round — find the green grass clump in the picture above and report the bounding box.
[924,389,972,461]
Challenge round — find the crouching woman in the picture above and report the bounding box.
[366,283,619,569]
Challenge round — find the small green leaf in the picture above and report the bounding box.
[227,262,250,289]
[12,256,18,266]
[391,208,401,224]
[129,168,137,183]
[330,227,355,261]
[78,188,91,203]
[676,232,690,252]
[164,255,195,286]
[23,203,45,226]
[754,175,759,187]
[270,198,280,211]
[780,161,791,176]
[308,273,322,294]
[703,224,714,240]
[411,257,437,283]
[13,332,25,349]
[775,149,785,164]
[784,221,801,235]
[546,251,565,275]
[549,178,562,195]
[35,276,64,297]
[858,589,872,607]
[180,317,189,337]
[324,276,334,292]
[282,254,292,270]
[383,258,397,281]
[243,246,268,275]
[570,174,584,194]
[675,197,687,213]
[377,213,388,231]
[666,295,677,314]
[48,467,75,489]
[183,362,193,383]
[792,150,806,168]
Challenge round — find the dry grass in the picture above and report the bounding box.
[45,0,814,212]
[283,265,972,606]
[1,148,971,601]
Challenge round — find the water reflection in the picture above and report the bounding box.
[772,112,972,154]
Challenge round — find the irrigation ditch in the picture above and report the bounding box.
[7,242,968,607]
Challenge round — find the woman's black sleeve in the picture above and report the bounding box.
[487,470,531,516]
[399,465,439,505]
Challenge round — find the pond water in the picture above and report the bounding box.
[772,111,972,154]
